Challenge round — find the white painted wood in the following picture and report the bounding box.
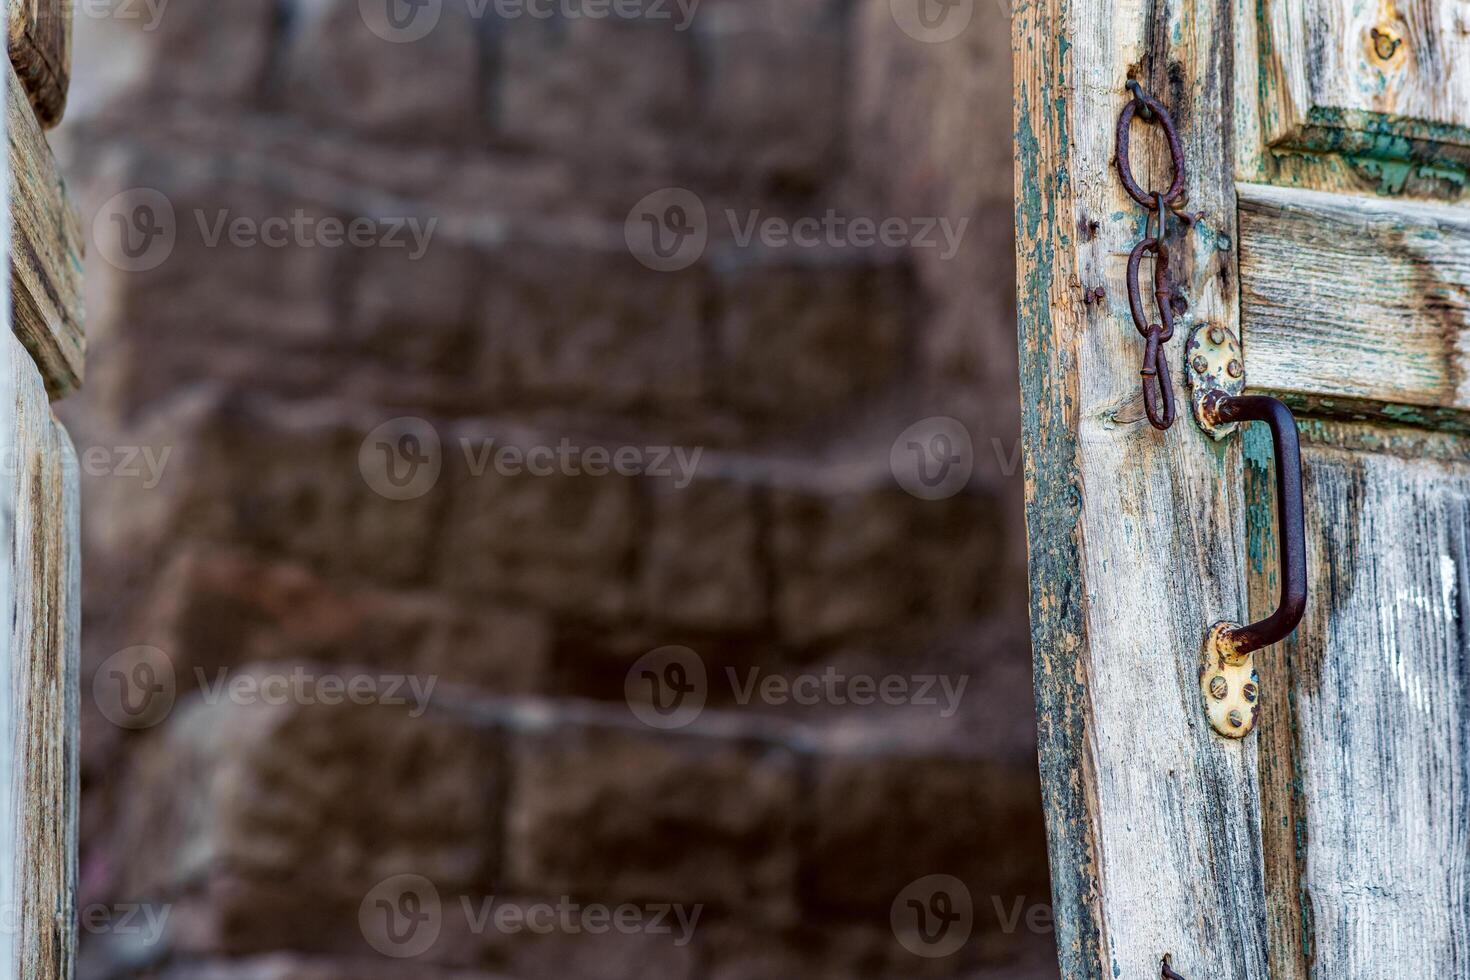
[1290,439,1470,974]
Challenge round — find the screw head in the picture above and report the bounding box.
[1242,683,1258,703]
[1193,356,1210,374]
[1228,709,1245,729]
[1227,359,1244,379]
[1208,326,1226,346]
[1209,676,1228,700]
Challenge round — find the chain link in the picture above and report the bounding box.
[1114,81,1199,431]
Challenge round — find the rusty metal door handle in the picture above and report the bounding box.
[1193,389,1307,738]
[1184,323,1308,738]
[1205,392,1308,654]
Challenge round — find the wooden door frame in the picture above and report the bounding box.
[1011,0,1272,975]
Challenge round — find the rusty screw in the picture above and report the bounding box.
[1227,359,1244,379]
[1242,683,1258,703]
[1227,709,1245,729]
[1208,325,1226,346]
[1208,676,1228,700]
[1370,26,1402,60]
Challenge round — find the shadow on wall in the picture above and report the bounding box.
[53,0,1056,977]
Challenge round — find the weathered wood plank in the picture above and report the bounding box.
[1257,424,1470,977]
[1014,0,1268,974]
[1257,0,1470,161]
[6,59,81,398]
[6,0,69,129]
[0,325,80,979]
[1238,182,1470,420]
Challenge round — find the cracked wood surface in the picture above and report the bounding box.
[6,0,69,129]
[1012,0,1267,973]
[7,59,81,399]
[1238,182,1470,420]
[1258,0,1470,160]
[0,62,80,979]
[0,327,79,979]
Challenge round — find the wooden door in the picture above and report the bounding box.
[3,2,81,977]
[1013,0,1470,976]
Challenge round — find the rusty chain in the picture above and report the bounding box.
[1114,80,1202,431]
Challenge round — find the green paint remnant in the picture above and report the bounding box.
[1350,156,1414,194]
[1418,162,1467,188]
[1243,424,1274,576]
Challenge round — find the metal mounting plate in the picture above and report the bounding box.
[1185,324,1245,438]
[1201,622,1260,738]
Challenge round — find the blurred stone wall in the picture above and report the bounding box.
[53,1,1054,977]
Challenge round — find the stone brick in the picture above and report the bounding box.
[640,477,766,630]
[111,161,344,344]
[850,0,1015,212]
[348,237,485,375]
[481,241,707,411]
[280,0,484,142]
[715,256,911,422]
[126,546,551,696]
[802,747,1051,920]
[437,422,640,617]
[110,672,501,915]
[506,721,798,914]
[138,0,275,103]
[691,2,846,191]
[148,956,508,980]
[771,480,1006,644]
[497,17,696,173]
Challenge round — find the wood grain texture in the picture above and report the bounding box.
[1013,0,1268,974]
[6,59,81,399]
[0,326,80,979]
[1239,181,1470,418]
[1258,0,1470,160]
[6,0,69,129]
[1252,422,1470,977]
